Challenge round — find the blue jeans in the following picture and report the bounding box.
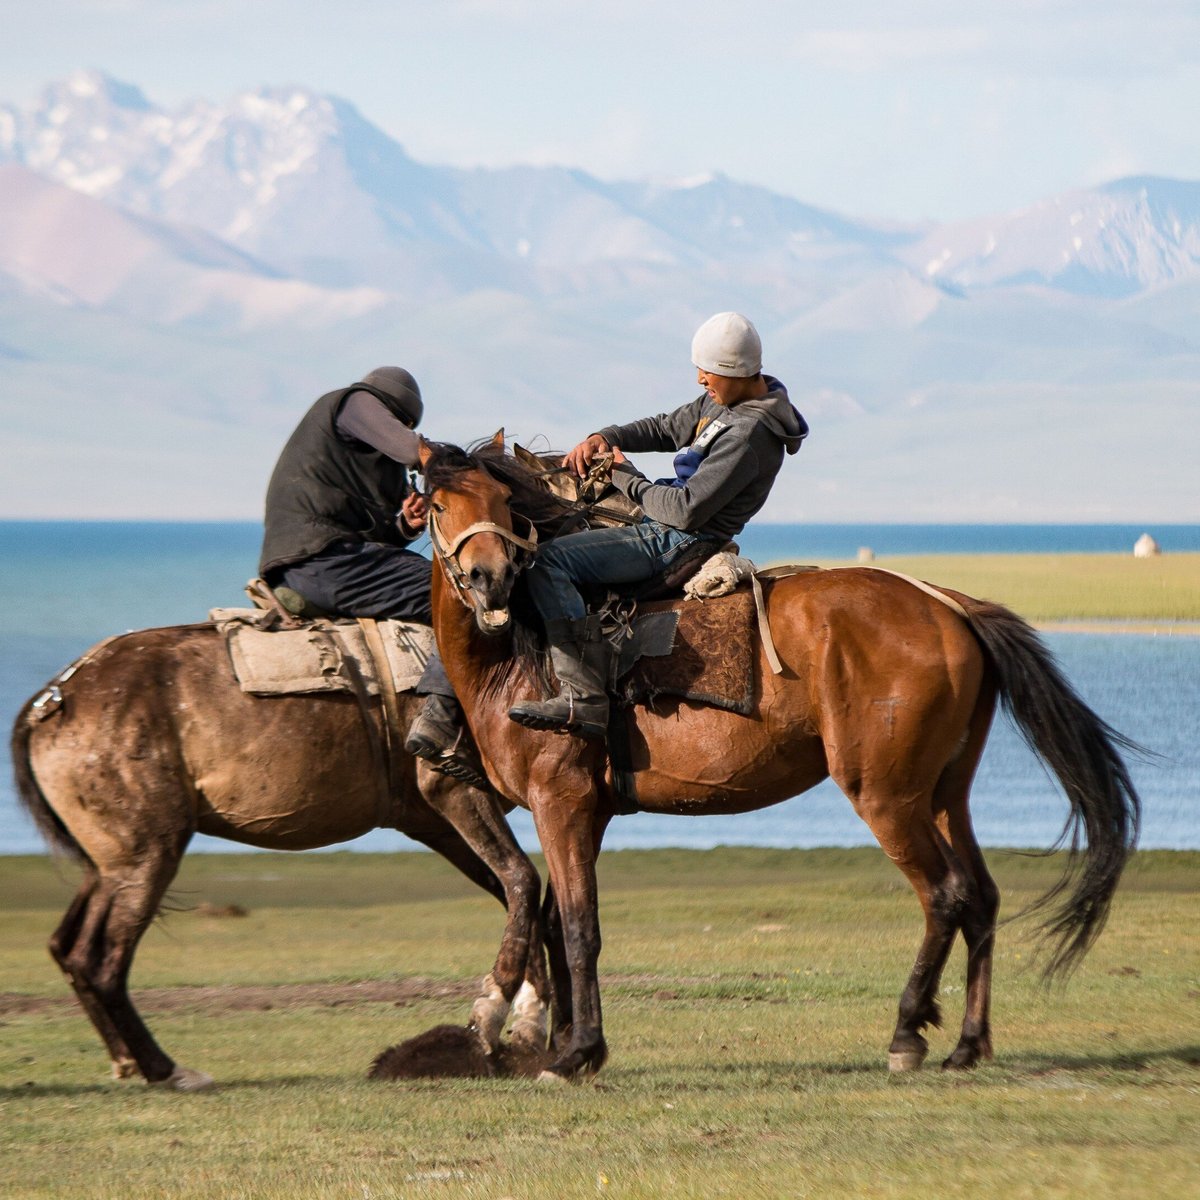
[524,519,711,623]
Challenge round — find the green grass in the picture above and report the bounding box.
[2,849,1198,1198]
[800,552,1200,621]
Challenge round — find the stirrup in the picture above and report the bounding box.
[508,693,607,739]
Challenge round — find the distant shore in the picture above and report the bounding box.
[1034,620,1200,636]
[806,552,1200,624]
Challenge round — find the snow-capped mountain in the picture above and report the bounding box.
[1,71,1197,522]
[0,71,911,291]
[0,163,387,326]
[902,177,1200,297]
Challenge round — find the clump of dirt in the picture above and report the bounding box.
[369,1025,555,1081]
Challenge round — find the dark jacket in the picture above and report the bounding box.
[596,377,807,539]
[259,385,416,576]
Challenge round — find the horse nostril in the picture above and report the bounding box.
[469,565,487,587]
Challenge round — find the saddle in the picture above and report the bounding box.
[596,559,821,814]
[210,596,433,699]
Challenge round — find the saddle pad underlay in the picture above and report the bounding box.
[215,613,433,697]
[619,588,756,715]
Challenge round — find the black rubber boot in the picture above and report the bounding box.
[508,616,609,738]
[404,694,489,790]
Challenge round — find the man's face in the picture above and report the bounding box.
[696,368,745,407]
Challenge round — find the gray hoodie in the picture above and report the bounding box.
[596,376,808,540]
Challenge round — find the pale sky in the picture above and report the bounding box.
[3,0,1198,222]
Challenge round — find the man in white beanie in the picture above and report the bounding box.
[509,312,808,738]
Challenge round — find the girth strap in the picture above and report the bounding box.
[357,617,404,826]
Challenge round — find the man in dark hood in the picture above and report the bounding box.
[260,366,485,788]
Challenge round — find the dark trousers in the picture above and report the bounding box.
[274,539,452,698]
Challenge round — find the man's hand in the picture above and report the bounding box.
[399,492,429,533]
[563,433,612,477]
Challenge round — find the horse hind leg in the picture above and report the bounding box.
[845,787,969,1072]
[888,830,971,1073]
[934,757,1000,1070]
[49,868,138,1079]
[54,844,211,1090]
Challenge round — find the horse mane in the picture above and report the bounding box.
[421,438,584,537]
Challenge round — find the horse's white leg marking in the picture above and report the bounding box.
[469,972,510,1052]
[149,1064,216,1092]
[507,979,548,1050]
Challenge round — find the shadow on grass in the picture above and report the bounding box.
[0,1073,331,1098]
[608,1043,1200,1088]
[998,1044,1200,1075]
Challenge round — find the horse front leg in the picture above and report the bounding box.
[408,765,546,1053]
[529,781,608,1081]
[539,810,611,1054]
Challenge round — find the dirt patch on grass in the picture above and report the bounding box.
[0,978,476,1018]
[0,971,759,1023]
[1,972,753,1020]
[369,1024,555,1080]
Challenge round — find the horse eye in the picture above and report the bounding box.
[432,502,447,514]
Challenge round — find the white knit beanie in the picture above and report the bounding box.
[690,312,762,378]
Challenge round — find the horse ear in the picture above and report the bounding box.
[491,428,505,449]
[416,437,433,470]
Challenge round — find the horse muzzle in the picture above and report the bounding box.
[476,606,512,636]
[464,561,515,635]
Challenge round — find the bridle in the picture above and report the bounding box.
[426,501,538,611]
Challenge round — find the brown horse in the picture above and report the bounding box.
[417,437,1141,1081]
[11,621,547,1090]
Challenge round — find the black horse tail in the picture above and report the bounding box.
[959,597,1140,979]
[10,698,88,863]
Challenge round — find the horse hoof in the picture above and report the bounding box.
[941,1048,982,1071]
[536,1068,571,1085]
[888,1050,926,1073]
[151,1065,215,1092]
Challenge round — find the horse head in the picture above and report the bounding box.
[418,432,533,636]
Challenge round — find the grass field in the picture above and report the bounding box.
[2,849,1198,1199]
[802,552,1200,622]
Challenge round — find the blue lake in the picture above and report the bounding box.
[2,521,1197,855]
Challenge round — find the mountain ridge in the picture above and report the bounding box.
[0,70,1196,522]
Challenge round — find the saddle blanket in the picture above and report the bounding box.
[618,587,756,715]
[209,609,433,697]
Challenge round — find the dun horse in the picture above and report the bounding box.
[419,437,1140,1081]
[11,622,546,1089]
